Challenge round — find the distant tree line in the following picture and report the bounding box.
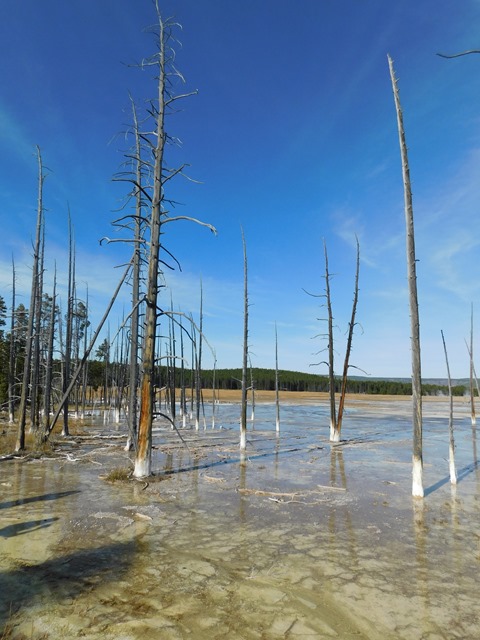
[0,294,469,414]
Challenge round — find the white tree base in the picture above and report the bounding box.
[330,425,340,443]
[449,444,457,485]
[240,430,247,451]
[133,458,151,478]
[412,456,424,497]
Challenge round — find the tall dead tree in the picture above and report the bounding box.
[43,268,57,436]
[323,240,337,442]
[8,258,16,423]
[336,236,360,440]
[275,322,280,434]
[307,240,360,442]
[62,212,75,436]
[240,228,249,455]
[441,330,457,485]
[168,295,177,421]
[29,220,45,432]
[133,4,216,477]
[388,54,423,498]
[195,281,203,430]
[16,146,45,451]
[469,305,476,425]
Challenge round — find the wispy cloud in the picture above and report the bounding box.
[0,102,36,165]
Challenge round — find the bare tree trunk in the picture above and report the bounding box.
[8,259,16,423]
[43,268,57,435]
[211,354,217,429]
[169,295,176,421]
[130,4,216,474]
[29,222,45,432]
[249,357,255,422]
[190,325,195,420]
[388,54,423,498]
[16,146,45,451]
[240,228,248,454]
[441,330,457,484]
[323,240,338,442]
[179,315,187,427]
[80,287,89,419]
[133,8,167,478]
[126,99,143,451]
[336,236,360,438]
[470,304,476,425]
[275,323,280,434]
[63,213,74,436]
[195,282,203,430]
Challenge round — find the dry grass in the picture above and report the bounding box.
[101,466,132,483]
[0,421,56,458]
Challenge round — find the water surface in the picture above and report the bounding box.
[1,398,478,639]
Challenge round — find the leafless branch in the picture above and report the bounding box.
[437,50,480,59]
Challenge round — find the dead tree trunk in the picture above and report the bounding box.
[8,259,16,423]
[324,240,338,442]
[211,354,217,429]
[16,146,45,451]
[469,305,476,426]
[132,4,216,476]
[43,269,57,435]
[441,330,457,484]
[240,228,249,455]
[195,282,203,430]
[62,213,74,436]
[336,236,360,439]
[29,221,45,432]
[134,8,170,477]
[275,323,280,434]
[388,54,423,498]
[169,296,176,422]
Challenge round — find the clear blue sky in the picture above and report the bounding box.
[1,0,480,379]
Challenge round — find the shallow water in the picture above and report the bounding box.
[1,399,479,639]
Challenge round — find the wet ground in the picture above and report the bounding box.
[1,398,479,639]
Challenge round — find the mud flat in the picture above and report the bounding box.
[1,395,479,639]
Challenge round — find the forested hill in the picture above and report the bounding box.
[112,366,466,396]
[197,368,466,396]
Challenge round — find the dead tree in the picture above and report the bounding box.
[61,212,75,436]
[133,4,216,478]
[29,220,45,432]
[8,259,16,423]
[469,305,476,425]
[168,295,176,421]
[240,228,249,455]
[388,54,424,498]
[275,323,280,434]
[441,330,457,484]
[195,281,203,430]
[211,352,217,429]
[336,236,360,439]
[16,146,45,451]
[323,240,337,442]
[43,269,57,435]
[306,240,361,442]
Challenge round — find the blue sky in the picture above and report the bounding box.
[1,0,480,379]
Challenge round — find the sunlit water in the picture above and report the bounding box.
[1,398,479,639]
